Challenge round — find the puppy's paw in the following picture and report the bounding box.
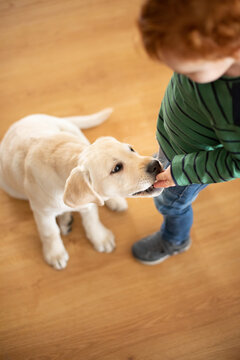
[57,213,74,235]
[43,247,69,270]
[105,197,128,212]
[93,229,116,253]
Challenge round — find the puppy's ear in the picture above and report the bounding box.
[63,167,104,208]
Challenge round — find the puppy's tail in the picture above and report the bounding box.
[63,108,113,129]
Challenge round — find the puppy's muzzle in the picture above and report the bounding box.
[146,160,162,177]
[130,159,164,197]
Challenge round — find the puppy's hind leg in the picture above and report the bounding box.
[32,209,69,270]
[105,197,128,212]
[57,212,74,235]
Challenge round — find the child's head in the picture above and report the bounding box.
[138,0,240,82]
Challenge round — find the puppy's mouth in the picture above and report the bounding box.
[132,184,155,196]
[131,183,162,198]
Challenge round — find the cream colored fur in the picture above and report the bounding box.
[0,109,162,269]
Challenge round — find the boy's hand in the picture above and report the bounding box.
[154,166,176,188]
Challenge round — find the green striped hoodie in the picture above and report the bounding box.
[156,73,240,186]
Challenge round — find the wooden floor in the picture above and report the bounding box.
[0,1,240,359]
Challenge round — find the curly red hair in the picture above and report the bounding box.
[138,0,240,60]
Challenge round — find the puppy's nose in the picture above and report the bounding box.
[146,160,162,177]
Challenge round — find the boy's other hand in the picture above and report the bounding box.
[154,166,176,188]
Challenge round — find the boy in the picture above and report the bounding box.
[132,0,240,265]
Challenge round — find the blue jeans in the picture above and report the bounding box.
[154,149,208,245]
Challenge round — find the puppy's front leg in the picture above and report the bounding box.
[79,204,115,253]
[33,210,69,270]
[105,197,128,212]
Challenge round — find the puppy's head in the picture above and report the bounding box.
[63,137,163,208]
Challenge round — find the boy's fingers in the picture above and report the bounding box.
[154,166,176,188]
[156,172,167,181]
[154,180,170,188]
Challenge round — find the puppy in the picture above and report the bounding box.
[0,109,163,269]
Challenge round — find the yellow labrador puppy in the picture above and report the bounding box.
[0,109,162,269]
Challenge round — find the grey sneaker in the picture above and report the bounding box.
[132,231,191,265]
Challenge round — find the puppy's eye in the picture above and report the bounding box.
[129,146,135,152]
[111,163,123,174]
